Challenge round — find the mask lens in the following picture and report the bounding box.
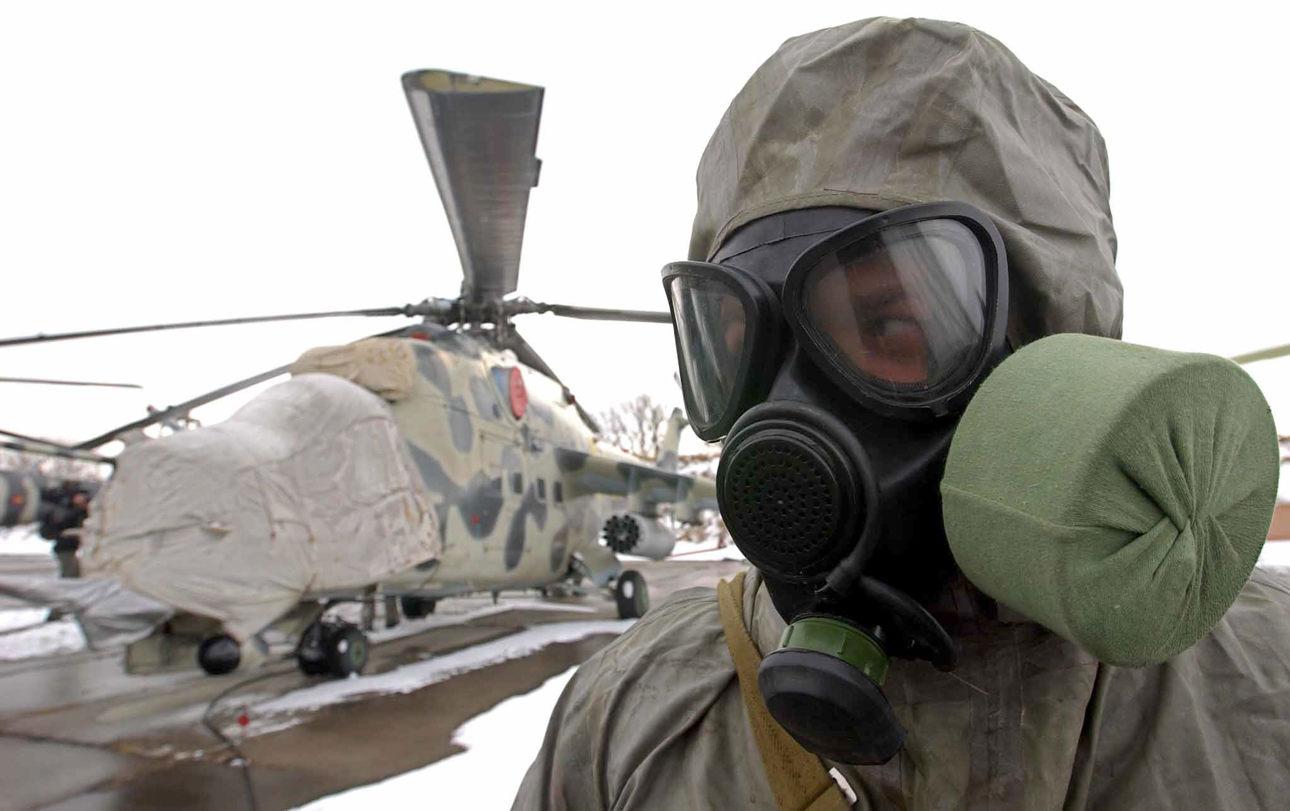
[667,274,749,427]
[801,219,988,399]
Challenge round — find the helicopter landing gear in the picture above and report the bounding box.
[614,570,649,619]
[197,634,242,675]
[296,618,369,678]
[399,596,437,619]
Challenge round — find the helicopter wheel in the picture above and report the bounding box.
[197,634,241,675]
[296,619,331,676]
[326,623,369,677]
[614,570,649,619]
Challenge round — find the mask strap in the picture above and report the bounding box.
[716,573,852,808]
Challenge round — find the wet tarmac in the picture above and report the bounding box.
[0,558,745,810]
[0,555,56,578]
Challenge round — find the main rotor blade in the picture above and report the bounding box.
[1231,343,1290,365]
[507,298,671,324]
[541,304,671,323]
[501,330,602,434]
[0,428,85,453]
[403,70,543,305]
[0,306,421,349]
[73,364,291,450]
[70,325,415,450]
[0,376,142,389]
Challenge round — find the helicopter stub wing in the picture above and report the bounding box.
[403,70,543,305]
[554,447,718,513]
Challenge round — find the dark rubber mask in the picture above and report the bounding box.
[662,203,1010,763]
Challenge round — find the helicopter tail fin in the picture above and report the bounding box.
[657,409,687,472]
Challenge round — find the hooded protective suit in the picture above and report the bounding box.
[513,18,1290,809]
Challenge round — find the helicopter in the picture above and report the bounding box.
[0,69,718,677]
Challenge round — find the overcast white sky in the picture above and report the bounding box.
[2,1,1289,454]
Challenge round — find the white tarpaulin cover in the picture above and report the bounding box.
[0,575,172,648]
[290,338,418,402]
[81,373,440,641]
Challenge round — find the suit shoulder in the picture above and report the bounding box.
[579,585,731,685]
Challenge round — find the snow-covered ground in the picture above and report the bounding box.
[0,614,86,660]
[619,538,744,564]
[666,538,745,562]
[210,617,630,742]
[1258,540,1290,569]
[0,607,46,632]
[0,525,49,555]
[296,666,574,810]
[253,619,630,717]
[363,599,596,644]
[0,526,88,661]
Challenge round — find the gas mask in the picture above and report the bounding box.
[662,202,1010,764]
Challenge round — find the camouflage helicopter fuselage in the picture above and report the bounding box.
[0,67,713,678]
[293,324,716,600]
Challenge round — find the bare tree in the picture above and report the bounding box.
[599,394,669,461]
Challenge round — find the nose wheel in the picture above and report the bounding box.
[296,618,370,677]
[197,634,242,675]
[614,570,649,618]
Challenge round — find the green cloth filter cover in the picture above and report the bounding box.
[779,617,889,685]
[941,334,1278,666]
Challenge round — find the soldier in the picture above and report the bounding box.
[39,484,88,578]
[514,18,1290,809]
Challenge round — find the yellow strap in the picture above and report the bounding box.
[717,572,852,811]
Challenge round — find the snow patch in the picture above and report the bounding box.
[667,539,745,562]
[295,666,576,809]
[225,716,304,739]
[1258,540,1290,569]
[0,607,48,632]
[255,619,631,716]
[620,539,744,563]
[0,525,49,555]
[0,617,86,660]
[364,599,597,645]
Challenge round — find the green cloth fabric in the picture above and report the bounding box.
[942,334,1279,665]
[688,17,1122,348]
[513,568,1290,809]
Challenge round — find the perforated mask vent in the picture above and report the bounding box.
[718,426,856,579]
